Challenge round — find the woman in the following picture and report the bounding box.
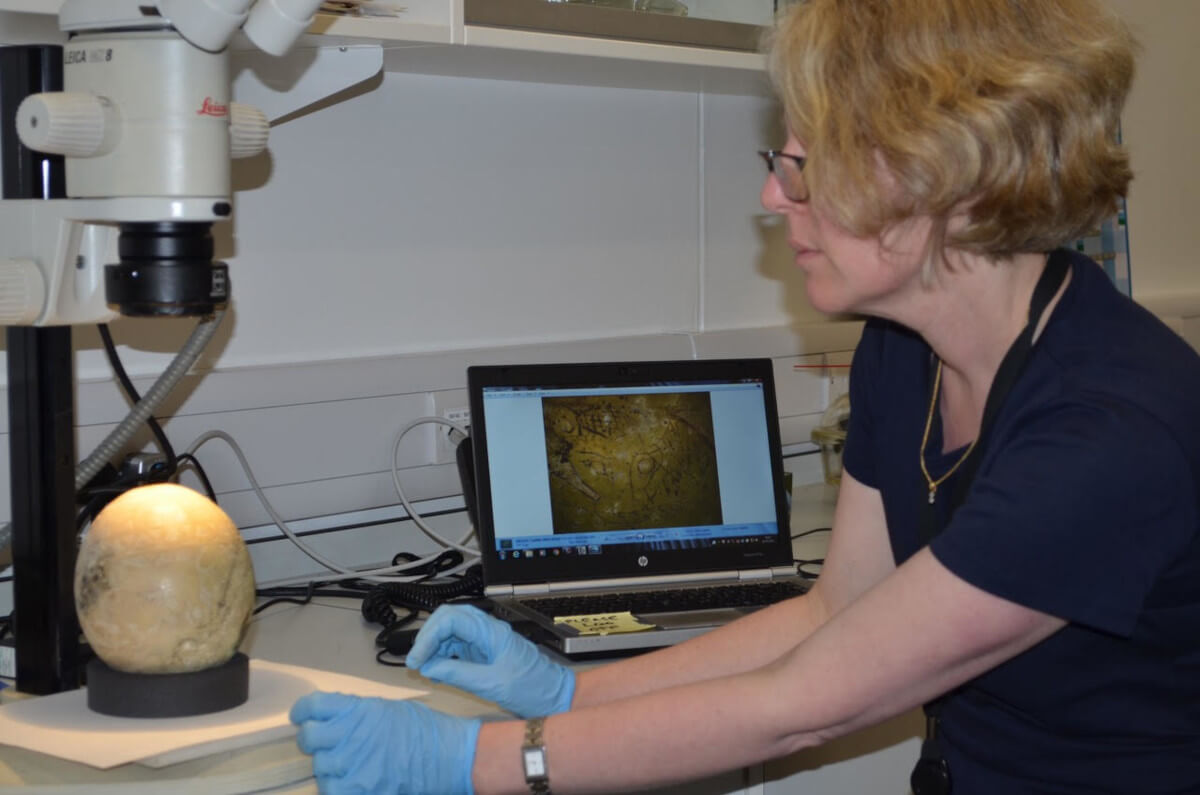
[290,0,1200,791]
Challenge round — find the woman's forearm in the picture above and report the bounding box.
[570,588,831,710]
[474,667,809,795]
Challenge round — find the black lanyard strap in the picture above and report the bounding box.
[911,250,1071,795]
[920,249,1071,544]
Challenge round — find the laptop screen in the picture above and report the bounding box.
[467,359,793,587]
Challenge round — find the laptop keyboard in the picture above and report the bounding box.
[520,579,810,618]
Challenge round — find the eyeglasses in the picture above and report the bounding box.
[758,149,809,203]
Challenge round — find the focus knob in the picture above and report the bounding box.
[0,258,46,325]
[16,92,119,158]
[229,102,269,159]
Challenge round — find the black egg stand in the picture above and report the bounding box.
[87,653,250,718]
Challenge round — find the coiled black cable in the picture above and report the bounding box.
[361,588,419,629]
[362,553,485,663]
[364,566,484,615]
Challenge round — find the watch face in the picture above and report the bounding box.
[523,748,547,778]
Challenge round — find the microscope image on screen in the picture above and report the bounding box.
[543,391,723,534]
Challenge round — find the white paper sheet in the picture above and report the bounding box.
[0,658,426,769]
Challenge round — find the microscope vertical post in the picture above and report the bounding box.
[1,44,81,694]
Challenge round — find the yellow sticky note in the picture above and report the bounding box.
[553,611,657,636]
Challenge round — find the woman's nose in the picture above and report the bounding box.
[760,172,788,213]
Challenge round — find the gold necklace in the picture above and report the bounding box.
[919,360,979,504]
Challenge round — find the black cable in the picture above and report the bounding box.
[176,452,217,501]
[95,326,223,505]
[97,323,178,475]
[375,648,408,667]
[253,591,368,614]
[792,528,830,579]
[362,558,484,660]
[253,581,373,614]
[795,557,825,579]
[249,552,484,668]
[791,526,832,539]
[782,448,822,460]
[76,492,110,531]
[390,549,465,578]
[363,560,482,615]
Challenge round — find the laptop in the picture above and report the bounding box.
[466,357,810,656]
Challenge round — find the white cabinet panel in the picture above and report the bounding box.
[765,711,923,795]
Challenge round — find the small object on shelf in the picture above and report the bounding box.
[320,1,406,16]
[811,392,850,486]
[546,0,688,15]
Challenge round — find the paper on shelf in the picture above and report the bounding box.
[0,658,426,770]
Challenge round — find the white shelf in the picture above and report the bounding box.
[464,23,763,70]
[305,6,457,47]
[0,0,56,12]
[326,12,768,93]
[1,3,769,94]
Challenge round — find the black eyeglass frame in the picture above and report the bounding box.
[758,149,809,203]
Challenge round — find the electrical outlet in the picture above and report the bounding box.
[443,407,471,428]
[430,389,471,464]
[438,408,470,462]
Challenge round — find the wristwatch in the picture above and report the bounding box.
[521,717,551,794]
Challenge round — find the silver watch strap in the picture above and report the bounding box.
[522,717,550,795]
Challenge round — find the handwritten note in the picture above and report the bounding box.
[553,611,657,636]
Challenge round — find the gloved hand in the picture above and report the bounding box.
[290,691,481,795]
[406,604,575,718]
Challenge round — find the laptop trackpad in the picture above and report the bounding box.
[640,608,745,629]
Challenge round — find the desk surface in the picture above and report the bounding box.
[0,483,841,793]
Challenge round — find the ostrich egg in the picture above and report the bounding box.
[75,483,256,674]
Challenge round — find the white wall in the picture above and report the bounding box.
[1108,0,1200,314]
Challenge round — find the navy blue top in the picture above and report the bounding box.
[842,249,1200,793]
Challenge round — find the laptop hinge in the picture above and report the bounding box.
[738,566,796,581]
[737,568,771,581]
[510,583,552,596]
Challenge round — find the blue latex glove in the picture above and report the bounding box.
[406,604,575,718]
[290,691,481,795]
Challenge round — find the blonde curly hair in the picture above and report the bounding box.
[766,0,1137,260]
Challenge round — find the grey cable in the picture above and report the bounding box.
[390,415,477,554]
[185,429,478,584]
[74,309,225,491]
